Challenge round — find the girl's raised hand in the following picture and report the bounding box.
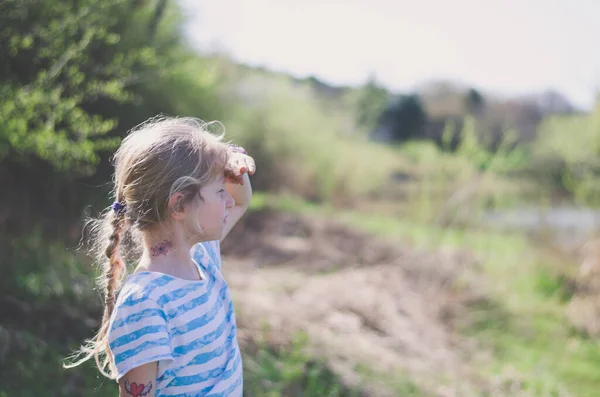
[224,145,256,185]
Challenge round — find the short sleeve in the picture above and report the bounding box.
[192,240,222,271]
[107,295,173,381]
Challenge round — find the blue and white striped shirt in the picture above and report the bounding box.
[107,240,243,396]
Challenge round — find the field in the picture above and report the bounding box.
[3,1,600,395]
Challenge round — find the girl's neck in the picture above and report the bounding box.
[136,227,200,280]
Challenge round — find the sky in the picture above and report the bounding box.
[179,0,600,110]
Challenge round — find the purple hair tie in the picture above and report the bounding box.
[228,144,247,154]
[111,201,126,214]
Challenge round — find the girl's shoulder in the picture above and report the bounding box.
[116,271,173,308]
[191,240,222,271]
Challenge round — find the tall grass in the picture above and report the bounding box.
[220,73,401,204]
[529,108,600,207]
[390,116,534,226]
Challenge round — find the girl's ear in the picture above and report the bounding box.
[168,192,186,221]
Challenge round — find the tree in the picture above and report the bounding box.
[372,94,427,142]
[465,88,485,116]
[0,0,222,236]
[354,74,390,132]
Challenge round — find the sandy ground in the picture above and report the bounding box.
[220,208,495,396]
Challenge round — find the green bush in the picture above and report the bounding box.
[529,108,600,206]
[392,116,532,225]
[0,0,224,237]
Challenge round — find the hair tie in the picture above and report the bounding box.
[228,144,247,154]
[111,201,126,215]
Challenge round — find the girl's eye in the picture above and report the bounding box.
[218,189,225,194]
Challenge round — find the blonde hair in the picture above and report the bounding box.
[64,116,230,378]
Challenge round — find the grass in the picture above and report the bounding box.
[243,332,365,397]
[249,191,600,397]
[0,326,117,397]
[353,363,433,397]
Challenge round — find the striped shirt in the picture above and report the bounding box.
[107,240,243,396]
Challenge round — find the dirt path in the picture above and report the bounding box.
[221,209,493,396]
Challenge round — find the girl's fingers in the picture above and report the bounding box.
[226,154,255,181]
[246,157,256,175]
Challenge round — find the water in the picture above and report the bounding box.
[483,206,600,247]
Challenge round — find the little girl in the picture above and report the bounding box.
[65,116,256,396]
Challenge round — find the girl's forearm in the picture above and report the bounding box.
[226,173,252,208]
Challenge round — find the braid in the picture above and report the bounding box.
[104,210,126,307]
[94,208,127,375]
[63,205,129,378]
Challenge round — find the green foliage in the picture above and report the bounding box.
[0,0,151,173]
[243,332,361,397]
[0,0,223,175]
[530,109,600,206]
[392,116,532,225]
[350,74,390,133]
[0,0,225,236]
[0,235,108,397]
[376,93,427,141]
[222,75,399,203]
[534,268,573,303]
[0,326,115,397]
[4,228,96,303]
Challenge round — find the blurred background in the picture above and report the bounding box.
[2,0,600,396]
